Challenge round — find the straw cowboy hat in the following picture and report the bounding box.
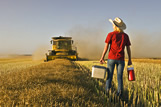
[109,17,126,30]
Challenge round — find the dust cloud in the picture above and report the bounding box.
[67,26,161,59]
[130,31,161,58]
[66,26,107,60]
[32,45,50,61]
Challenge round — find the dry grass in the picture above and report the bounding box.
[0,58,107,106]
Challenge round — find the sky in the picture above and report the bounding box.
[0,0,161,58]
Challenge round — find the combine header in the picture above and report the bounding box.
[45,36,78,61]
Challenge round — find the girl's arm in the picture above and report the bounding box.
[126,46,132,65]
[100,43,109,64]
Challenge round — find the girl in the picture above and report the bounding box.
[100,17,132,96]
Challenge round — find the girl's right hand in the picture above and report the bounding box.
[100,59,106,64]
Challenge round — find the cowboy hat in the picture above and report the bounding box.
[109,17,126,30]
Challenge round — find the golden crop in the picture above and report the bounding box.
[0,56,41,75]
[76,59,161,107]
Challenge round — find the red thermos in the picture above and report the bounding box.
[127,65,135,81]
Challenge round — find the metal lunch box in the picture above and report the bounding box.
[91,65,108,79]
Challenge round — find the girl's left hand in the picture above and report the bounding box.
[128,60,132,65]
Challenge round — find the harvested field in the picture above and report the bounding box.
[0,59,108,106]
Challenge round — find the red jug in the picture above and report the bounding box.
[127,65,135,81]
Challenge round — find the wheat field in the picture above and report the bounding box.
[0,56,41,75]
[76,59,161,107]
[0,56,160,106]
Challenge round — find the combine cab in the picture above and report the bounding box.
[45,36,78,61]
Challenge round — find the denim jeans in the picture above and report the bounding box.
[105,59,125,94]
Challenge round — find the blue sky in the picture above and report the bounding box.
[0,0,161,57]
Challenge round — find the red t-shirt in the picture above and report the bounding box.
[105,31,131,61]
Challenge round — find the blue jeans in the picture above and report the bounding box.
[105,59,125,94]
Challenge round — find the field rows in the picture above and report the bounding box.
[0,58,115,106]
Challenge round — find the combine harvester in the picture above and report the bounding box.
[45,36,78,61]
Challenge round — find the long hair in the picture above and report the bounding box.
[114,25,124,33]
